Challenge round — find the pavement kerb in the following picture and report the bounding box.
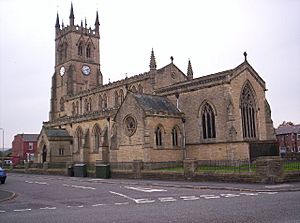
[0,190,16,202]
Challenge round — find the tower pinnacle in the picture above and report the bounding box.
[55,12,60,29]
[95,11,100,35]
[149,48,157,71]
[187,59,193,80]
[69,3,75,26]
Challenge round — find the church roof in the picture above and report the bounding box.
[43,128,71,138]
[132,93,181,115]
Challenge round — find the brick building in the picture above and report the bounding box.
[276,122,300,154]
[12,134,39,165]
[36,5,276,165]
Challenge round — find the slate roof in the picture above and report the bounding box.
[132,93,181,115]
[22,134,39,142]
[43,128,71,138]
[275,124,300,135]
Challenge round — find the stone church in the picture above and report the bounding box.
[36,5,276,165]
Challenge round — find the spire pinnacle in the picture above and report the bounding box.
[149,48,157,71]
[69,2,75,26]
[243,51,248,62]
[55,12,60,29]
[95,11,100,35]
[187,59,193,80]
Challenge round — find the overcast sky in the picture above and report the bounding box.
[0,0,299,148]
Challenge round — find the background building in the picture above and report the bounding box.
[276,122,300,155]
[12,134,39,165]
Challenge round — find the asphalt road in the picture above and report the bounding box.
[0,173,300,223]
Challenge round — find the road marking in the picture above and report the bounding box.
[180,196,199,201]
[220,194,240,198]
[40,207,57,210]
[265,184,292,189]
[0,210,6,213]
[34,181,49,185]
[25,181,34,184]
[13,209,32,212]
[240,192,259,196]
[110,191,155,204]
[77,205,84,208]
[114,202,129,205]
[125,186,167,193]
[92,203,105,207]
[71,185,96,190]
[200,195,221,199]
[258,192,278,195]
[158,197,177,202]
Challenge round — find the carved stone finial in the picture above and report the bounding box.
[170,56,174,63]
[243,51,247,61]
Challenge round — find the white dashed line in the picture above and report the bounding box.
[240,192,259,196]
[180,196,199,201]
[125,186,167,193]
[134,198,156,204]
[114,202,129,205]
[13,209,32,212]
[40,207,57,210]
[258,192,278,195]
[200,195,221,199]
[158,197,177,202]
[92,203,105,207]
[0,210,6,213]
[220,194,240,198]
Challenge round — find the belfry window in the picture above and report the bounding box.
[86,44,91,58]
[201,103,216,139]
[78,42,83,56]
[155,126,163,146]
[240,83,257,139]
[60,97,65,112]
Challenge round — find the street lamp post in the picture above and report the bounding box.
[0,128,4,167]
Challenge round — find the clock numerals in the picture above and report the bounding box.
[82,65,91,76]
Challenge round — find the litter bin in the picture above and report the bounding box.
[73,164,87,177]
[96,164,110,179]
[67,166,74,177]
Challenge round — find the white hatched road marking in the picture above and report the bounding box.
[158,197,177,202]
[63,184,96,190]
[13,209,32,212]
[110,191,155,204]
[114,202,129,205]
[125,186,167,193]
[92,203,105,207]
[220,193,241,198]
[180,196,199,201]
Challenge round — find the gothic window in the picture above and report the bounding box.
[84,98,88,113]
[131,85,137,93]
[240,83,257,139]
[98,95,103,110]
[138,84,143,93]
[201,103,216,139]
[114,91,119,107]
[72,102,76,115]
[63,42,68,60]
[124,115,137,136]
[86,44,91,58]
[155,126,163,147]
[60,97,65,112]
[74,127,83,153]
[76,101,79,114]
[172,127,178,147]
[88,98,92,112]
[103,94,108,109]
[78,42,83,56]
[92,124,101,152]
[119,89,124,104]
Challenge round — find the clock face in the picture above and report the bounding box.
[82,65,91,76]
[60,66,65,76]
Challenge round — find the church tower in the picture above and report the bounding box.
[50,4,102,121]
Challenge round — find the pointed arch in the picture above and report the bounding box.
[171,125,182,147]
[103,93,108,109]
[131,85,137,93]
[60,97,65,111]
[78,41,83,56]
[200,102,216,139]
[240,81,257,139]
[119,89,124,104]
[114,90,119,107]
[98,95,103,110]
[86,43,91,58]
[155,124,165,147]
[74,126,83,153]
[92,124,101,152]
[138,84,143,93]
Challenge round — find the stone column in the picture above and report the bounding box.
[132,160,143,179]
[184,158,197,179]
[256,156,283,183]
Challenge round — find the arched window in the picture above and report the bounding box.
[84,98,88,113]
[63,42,68,60]
[78,42,83,56]
[88,98,92,112]
[92,125,101,152]
[114,91,119,107]
[131,85,137,93]
[138,84,143,93]
[240,83,257,139]
[201,103,216,139]
[155,126,163,147]
[98,95,103,110]
[76,101,79,114]
[60,97,65,112]
[86,44,91,58]
[74,127,83,153]
[103,94,108,109]
[172,127,178,146]
[119,89,124,103]
[72,102,76,115]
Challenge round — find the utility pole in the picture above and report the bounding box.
[0,128,4,167]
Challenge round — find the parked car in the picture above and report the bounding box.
[0,167,6,184]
